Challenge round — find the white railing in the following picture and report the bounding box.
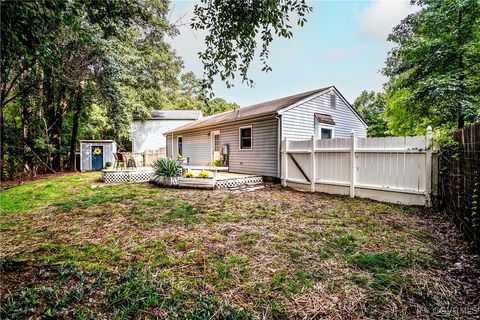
[281,127,435,206]
[123,149,166,166]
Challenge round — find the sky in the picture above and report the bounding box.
[167,0,418,106]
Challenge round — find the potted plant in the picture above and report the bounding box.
[152,158,182,186]
[105,161,112,169]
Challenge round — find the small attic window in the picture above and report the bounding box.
[330,93,336,109]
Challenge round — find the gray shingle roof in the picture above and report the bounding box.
[149,110,203,120]
[164,87,332,134]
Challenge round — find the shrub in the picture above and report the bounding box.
[184,172,195,178]
[152,158,182,179]
[197,170,211,179]
[212,159,224,167]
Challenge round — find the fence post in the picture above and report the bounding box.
[282,137,288,187]
[310,135,315,192]
[350,130,356,198]
[425,126,433,206]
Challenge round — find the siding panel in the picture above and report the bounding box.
[282,89,367,140]
[167,117,279,177]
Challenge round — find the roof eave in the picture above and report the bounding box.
[163,111,278,136]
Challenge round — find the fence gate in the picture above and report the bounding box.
[281,127,435,206]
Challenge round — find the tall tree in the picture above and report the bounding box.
[192,0,312,92]
[353,91,388,137]
[383,0,480,134]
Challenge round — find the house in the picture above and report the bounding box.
[164,86,367,178]
[130,110,203,153]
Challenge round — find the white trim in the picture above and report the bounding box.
[80,142,83,171]
[277,88,331,115]
[210,130,220,162]
[330,87,368,128]
[277,86,368,129]
[176,135,183,156]
[238,125,253,150]
[317,124,335,139]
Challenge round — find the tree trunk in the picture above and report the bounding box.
[44,66,55,172]
[21,98,32,174]
[0,104,4,181]
[51,85,67,171]
[69,78,85,171]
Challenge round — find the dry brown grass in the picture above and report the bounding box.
[1,172,479,319]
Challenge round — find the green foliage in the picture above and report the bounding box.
[383,0,480,132]
[192,0,312,92]
[212,159,225,167]
[183,171,195,178]
[152,158,182,178]
[197,170,212,179]
[353,91,388,137]
[347,252,411,272]
[164,203,199,225]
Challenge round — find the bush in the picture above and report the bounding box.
[184,172,195,178]
[152,158,182,179]
[212,159,224,167]
[197,170,211,179]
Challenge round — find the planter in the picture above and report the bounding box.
[154,176,179,187]
[178,177,215,189]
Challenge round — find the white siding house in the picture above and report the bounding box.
[165,86,367,178]
[130,110,202,153]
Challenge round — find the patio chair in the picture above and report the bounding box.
[113,152,127,170]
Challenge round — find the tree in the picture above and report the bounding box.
[383,0,480,134]
[192,0,312,92]
[353,91,388,137]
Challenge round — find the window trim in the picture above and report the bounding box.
[318,124,335,139]
[238,125,253,150]
[176,136,183,156]
[210,130,220,162]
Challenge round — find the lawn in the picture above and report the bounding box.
[1,173,479,319]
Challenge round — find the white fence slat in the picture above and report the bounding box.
[283,129,434,206]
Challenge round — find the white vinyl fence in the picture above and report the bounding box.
[281,127,435,206]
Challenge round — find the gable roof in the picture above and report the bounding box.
[139,110,203,120]
[164,87,331,134]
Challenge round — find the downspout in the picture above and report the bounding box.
[276,114,282,179]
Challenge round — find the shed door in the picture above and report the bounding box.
[91,146,104,170]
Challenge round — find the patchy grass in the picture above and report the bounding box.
[1,172,479,319]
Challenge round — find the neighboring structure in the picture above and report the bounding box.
[80,140,117,171]
[165,86,368,177]
[130,110,202,153]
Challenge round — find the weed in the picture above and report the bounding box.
[164,202,199,224]
[347,252,411,272]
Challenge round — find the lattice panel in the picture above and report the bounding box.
[102,171,153,183]
[216,176,263,189]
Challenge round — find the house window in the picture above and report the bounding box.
[177,136,183,156]
[214,133,220,152]
[239,126,252,150]
[320,127,333,139]
[330,93,336,109]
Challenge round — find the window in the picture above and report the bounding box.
[330,93,336,109]
[239,126,252,150]
[177,136,183,156]
[214,134,220,152]
[320,127,333,139]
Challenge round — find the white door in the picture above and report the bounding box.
[211,131,220,163]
